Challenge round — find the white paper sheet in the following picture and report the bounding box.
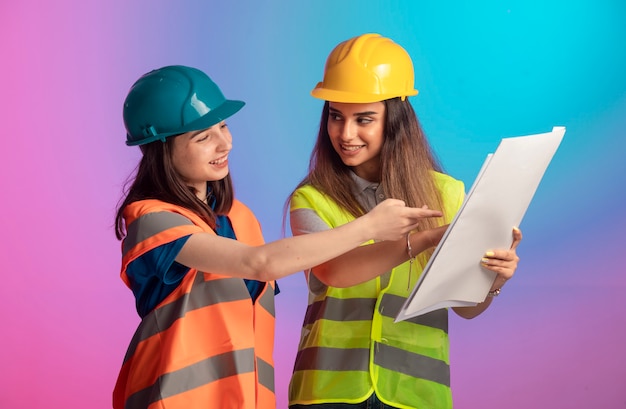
[395,126,565,321]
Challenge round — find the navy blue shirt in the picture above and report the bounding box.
[126,214,278,318]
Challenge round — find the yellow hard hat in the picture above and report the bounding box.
[311,33,418,103]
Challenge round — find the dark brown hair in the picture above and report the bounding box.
[114,136,234,240]
[292,97,445,233]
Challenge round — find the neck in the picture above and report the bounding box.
[191,183,208,203]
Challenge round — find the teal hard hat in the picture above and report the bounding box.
[123,65,245,146]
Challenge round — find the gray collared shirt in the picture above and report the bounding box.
[349,171,386,211]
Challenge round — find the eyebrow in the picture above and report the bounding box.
[188,130,205,139]
[329,107,380,116]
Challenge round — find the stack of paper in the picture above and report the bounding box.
[395,126,565,321]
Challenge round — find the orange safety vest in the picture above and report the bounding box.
[113,199,276,409]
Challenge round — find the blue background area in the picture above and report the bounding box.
[1,1,624,407]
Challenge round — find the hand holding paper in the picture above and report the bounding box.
[479,225,522,283]
[395,126,565,321]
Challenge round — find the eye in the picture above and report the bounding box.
[196,132,210,142]
[220,122,228,129]
[329,113,343,121]
[357,116,373,125]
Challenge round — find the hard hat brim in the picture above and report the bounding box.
[311,87,418,104]
[126,99,245,146]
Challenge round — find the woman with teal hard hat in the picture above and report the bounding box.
[112,65,443,409]
[287,34,523,409]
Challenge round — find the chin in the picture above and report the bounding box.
[341,158,364,167]
[208,169,230,181]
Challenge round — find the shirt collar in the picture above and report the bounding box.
[349,171,379,195]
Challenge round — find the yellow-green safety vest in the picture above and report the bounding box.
[288,172,465,409]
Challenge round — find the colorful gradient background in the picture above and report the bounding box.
[1,1,625,408]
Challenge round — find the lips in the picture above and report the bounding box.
[209,155,228,166]
[339,144,366,156]
[341,144,365,151]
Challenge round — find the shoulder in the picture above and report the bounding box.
[123,199,206,231]
[124,199,169,216]
[290,185,329,210]
[290,185,355,227]
[431,171,465,196]
[230,199,255,216]
[229,199,260,223]
[124,199,197,221]
[121,200,205,265]
[431,172,466,222]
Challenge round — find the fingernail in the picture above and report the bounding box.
[481,258,490,264]
[485,251,495,257]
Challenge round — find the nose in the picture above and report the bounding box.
[215,127,233,151]
[339,121,356,141]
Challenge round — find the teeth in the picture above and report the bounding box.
[342,145,364,151]
[210,157,227,165]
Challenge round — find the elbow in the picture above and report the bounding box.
[256,270,275,282]
[311,266,353,288]
[452,307,481,320]
[243,250,285,282]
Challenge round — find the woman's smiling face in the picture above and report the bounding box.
[326,101,385,182]
[171,121,233,198]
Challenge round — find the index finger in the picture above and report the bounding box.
[410,208,443,218]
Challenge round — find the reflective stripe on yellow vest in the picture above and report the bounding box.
[288,172,464,409]
[113,199,276,409]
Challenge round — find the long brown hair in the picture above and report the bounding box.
[114,136,234,240]
[293,97,445,233]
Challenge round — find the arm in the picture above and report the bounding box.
[311,225,448,288]
[290,203,448,288]
[453,227,523,319]
[175,199,442,282]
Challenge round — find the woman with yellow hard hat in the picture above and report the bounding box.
[112,65,442,409]
[287,34,522,409]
